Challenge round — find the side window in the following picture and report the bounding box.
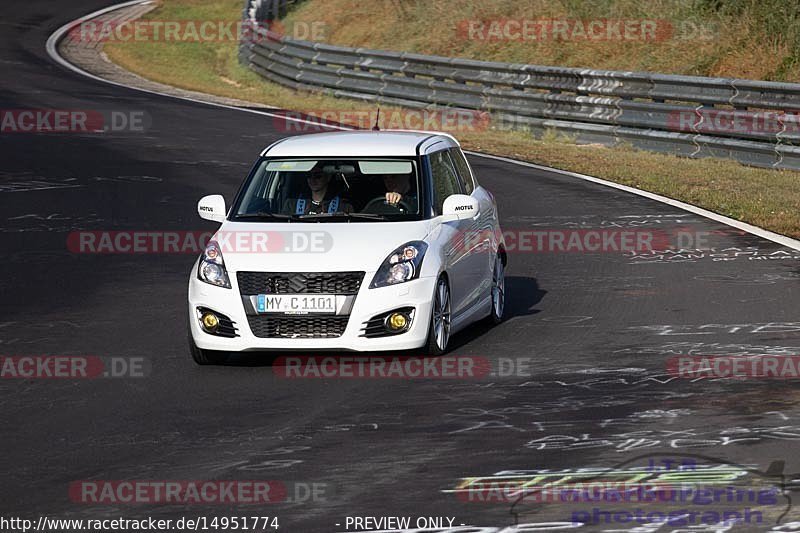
[449,147,475,195]
[429,150,463,215]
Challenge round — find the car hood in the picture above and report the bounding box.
[213,220,432,273]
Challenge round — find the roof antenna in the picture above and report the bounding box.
[372,108,381,131]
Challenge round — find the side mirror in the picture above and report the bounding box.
[198,194,226,223]
[441,194,478,222]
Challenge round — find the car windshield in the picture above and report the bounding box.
[231,158,422,222]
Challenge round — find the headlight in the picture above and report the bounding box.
[370,241,428,288]
[197,241,231,288]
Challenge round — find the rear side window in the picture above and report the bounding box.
[429,150,462,215]
[449,147,475,195]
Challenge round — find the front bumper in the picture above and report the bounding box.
[188,263,436,352]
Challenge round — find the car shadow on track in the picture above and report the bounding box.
[220,275,544,367]
[446,275,544,351]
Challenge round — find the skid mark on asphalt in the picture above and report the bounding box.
[626,323,800,336]
[615,342,800,357]
[0,179,83,193]
[505,213,706,227]
[92,175,162,183]
[3,212,105,232]
[694,272,800,284]
[628,247,800,263]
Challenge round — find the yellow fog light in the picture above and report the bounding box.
[201,312,219,332]
[387,312,408,331]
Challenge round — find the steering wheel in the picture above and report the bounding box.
[362,196,413,214]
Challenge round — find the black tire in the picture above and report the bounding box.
[487,253,505,325]
[423,276,451,356]
[188,329,229,365]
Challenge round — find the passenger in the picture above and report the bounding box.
[283,168,352,215]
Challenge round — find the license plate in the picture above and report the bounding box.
[256,294,336,314]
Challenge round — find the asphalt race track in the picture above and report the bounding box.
[3,2,800,532]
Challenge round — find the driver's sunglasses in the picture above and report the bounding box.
[307,173,325,180]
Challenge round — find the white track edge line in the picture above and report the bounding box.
[47,1,800,252]
[465,151,800,251]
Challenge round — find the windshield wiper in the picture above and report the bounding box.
[297,212,389,221]
[234,212,295,221]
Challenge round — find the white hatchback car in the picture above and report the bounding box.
[188,130,506,364]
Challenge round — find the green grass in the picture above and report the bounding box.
[104,0,800,238]
[283,0,800,82]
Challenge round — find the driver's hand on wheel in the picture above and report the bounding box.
[385,192,402,205]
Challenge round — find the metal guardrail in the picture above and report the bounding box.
[238,0,800,170]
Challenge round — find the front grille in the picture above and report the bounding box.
[247,315,349,338]
[237,271,365,295]
[238,271,364,338]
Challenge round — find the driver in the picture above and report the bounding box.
[283,168,352,215]
[383,173,417,212]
